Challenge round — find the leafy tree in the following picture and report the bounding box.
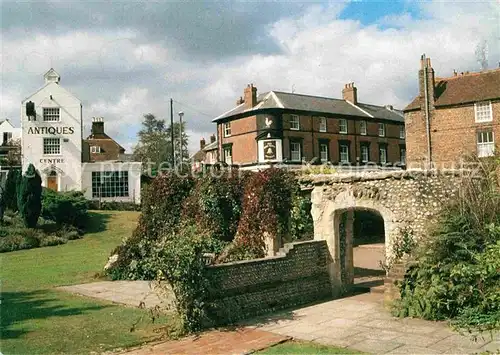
[133,114,189,175]
[17,164,42,228]
[4,168,21,211]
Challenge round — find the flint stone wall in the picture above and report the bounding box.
[299,170,463,300]
[206,240,331,325]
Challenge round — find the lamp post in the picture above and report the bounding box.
[178,111,184,165]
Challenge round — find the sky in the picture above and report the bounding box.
[1,0,499,155]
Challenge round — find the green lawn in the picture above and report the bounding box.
[1,211,168,355]
[260,340,363,354]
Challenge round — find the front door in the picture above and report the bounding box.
[47,172,58,191]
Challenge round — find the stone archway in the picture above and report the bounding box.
[311,188,400,294]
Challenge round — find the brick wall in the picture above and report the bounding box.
[405,99,500,168]
[205,240,332,325]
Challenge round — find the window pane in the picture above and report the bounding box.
[339,119,347,133]
[91,171,129,198]
[43,108,60,121]
[360,121,367,135]
[291,142,301,161]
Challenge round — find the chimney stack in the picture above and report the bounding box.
[200,137,206,149]
[342,82,358,104]
[210,134,216,143]
[91,117,105,135]
[236,96,244,105]
[243,84,257,109]
[418,54,435,108]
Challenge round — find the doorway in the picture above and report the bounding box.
[47,171,58,191]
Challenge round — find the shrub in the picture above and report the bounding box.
[289,191,314,242]
[4,168,21,211]
[394,155,500,333]
[42,189,89,231]
[17,164,42,228]
[148,225,212,334]
[226,168,297,260]
[87,200,141,211]
[108,172,195,279]
[182,170,247,243]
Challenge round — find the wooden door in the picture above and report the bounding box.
[47,175,58,191]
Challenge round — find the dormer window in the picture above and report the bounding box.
[43,108,60,122]
[91,146,101,153]
[475,101,492,123]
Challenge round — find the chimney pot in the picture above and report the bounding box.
[210,134,216,143]
[200,138,206,149]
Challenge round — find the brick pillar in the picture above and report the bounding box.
[264,232,280,257]
[344,210,354,285]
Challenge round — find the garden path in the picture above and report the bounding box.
[60,281,499,354]
[247,292,500,354]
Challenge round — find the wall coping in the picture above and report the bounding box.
[298,169,464,186]
[207,240,326,269]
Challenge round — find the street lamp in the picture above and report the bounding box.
[178,111,184,164]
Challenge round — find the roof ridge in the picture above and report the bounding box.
[436,67,500,81]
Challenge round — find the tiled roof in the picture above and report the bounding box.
[213,91,403,122]
[404,68,500,111]
[203,140,218,151]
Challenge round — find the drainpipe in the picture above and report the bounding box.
[423,55,432,169]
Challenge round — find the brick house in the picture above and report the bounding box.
[213,84,406,169]
[404,55,500,168]
[83,117,126,162]
[191,134,218,171]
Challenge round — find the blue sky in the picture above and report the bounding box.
[1,1,499,154]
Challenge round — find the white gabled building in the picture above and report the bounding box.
[20,68,142,203]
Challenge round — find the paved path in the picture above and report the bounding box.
[246,292,500,354]
[119,328,289,355]
[59,281,167,309]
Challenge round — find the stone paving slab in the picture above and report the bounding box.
[249,292,499,354]
[119,328,290,355]
[58,281,170,309]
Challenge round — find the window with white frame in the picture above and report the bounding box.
[90,146,101,153]
[339,119,348,134]
[475,101,493,123]
[91,171,129,198]
[319,117,327,132]
[360,145,369,163]
[379,145,387,164]
[378,123,386,137]
[360,120,367,135]
[340,144,349,163]
[223,146,232,164]
[290,115,300,130]
[223,122,231,137]
[43,107,60,122]
[320,143,328,162]
[290,142,301,161]
[399,125,405,139]
[477,130,495,157]
[43,137,61,155]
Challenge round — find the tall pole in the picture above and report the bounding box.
[178,111,184,165]
[170,98,175,168]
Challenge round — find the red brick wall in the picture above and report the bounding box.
[219,116,258,164]
[218,112,405,166]
[405,100,500,168]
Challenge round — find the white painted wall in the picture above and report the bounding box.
[81,162,142,203]
[21,79,83,191]
[0,120,21,145]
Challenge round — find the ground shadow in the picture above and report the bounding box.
[85,211,112,234]
[0,290,110,340]
[354,267,385,278]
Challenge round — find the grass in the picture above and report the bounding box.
[259,340,363,354]
[1,211,169,355]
